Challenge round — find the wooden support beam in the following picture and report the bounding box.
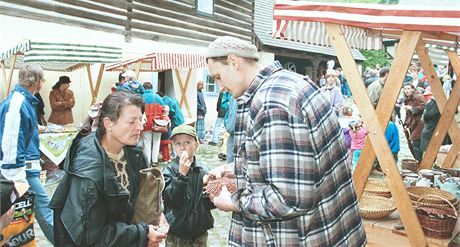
[1,60,7,97]
[86,64,96,104]
[93,64,105,101]
[416,42,460,170]
[419,77,460,170]
[135,61,142,80]
[174,69,192,118]
[441,51,460,168]
[325,23,426,247]
[7,54,17,93]
[353,31,421,198]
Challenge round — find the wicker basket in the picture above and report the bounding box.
[407,187,458,208]
[359,193,396,219]
[401,159,419,172]
[364,177,392,198]
[415,195,458,239]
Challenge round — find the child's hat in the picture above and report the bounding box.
[169,124,198,141]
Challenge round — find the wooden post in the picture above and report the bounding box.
[441,51,460,168]
[93,64,105,101]
[419,77,460,170]
[7,54,17,93]
[325,23,427,247]
[1,60,7,97]
[353,31,421,198]
[135,61,142,80]
[416,42,460,170]
[86,64,96,104]
[174,69,192,117]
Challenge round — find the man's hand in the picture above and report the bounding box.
[212,185,237,212]
[208,163,234,179]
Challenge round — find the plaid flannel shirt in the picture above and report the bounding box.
[229,61,366,247]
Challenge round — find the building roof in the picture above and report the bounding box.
[254,0,366,61]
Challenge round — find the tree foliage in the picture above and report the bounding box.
[360,49,391,69]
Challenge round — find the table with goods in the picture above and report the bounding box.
[360,159,460,247]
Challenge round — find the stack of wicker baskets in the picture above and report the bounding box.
[364,177,392,198]
[359,193,396,219]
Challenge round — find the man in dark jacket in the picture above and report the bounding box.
[196,81,207,143]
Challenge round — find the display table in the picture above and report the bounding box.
[39,125,79,165]
[364,211,458,246]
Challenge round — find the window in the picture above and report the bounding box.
[196,0,214,16]
[205,74,217,94]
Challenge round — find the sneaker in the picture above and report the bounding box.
[218,153,227,160]
[208,141,218,146]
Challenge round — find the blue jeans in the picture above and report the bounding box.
[27,175,54,244]
[196,118,206,140]
[226,133,234,164]
[212,117,224,143]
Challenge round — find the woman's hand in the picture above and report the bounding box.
[178,151,191,176]
[147,225,167,247]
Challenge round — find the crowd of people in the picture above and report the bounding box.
[0,35,456,247]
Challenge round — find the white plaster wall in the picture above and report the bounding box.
[0,14,208,124]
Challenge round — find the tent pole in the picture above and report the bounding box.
[353,31,420,198]
[135,61,142,80]
[7,54,17,93]
[93,64,105,101]
[416,42,460,170]
[86,64,96,104]
[1,60,7,97]
[325,23,427,247]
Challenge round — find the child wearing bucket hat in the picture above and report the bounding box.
[162,124,215,246]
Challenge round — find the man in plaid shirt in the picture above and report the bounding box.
[205,36,366,246]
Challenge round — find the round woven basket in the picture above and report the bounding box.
[415,195,458,239]
[364,177,392,198]
[407,187,458,208]
[359,193,396,219]
[401,159,419,172]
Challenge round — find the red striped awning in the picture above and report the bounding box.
[273,1,460,50]
[106,52,206,71]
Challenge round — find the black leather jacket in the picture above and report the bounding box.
[49,129,149,246]
[162,158,214,240]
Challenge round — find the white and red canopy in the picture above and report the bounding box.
[273,1,460,50]
[106,52,206,72]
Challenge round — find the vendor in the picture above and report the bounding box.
[48,76,75,125]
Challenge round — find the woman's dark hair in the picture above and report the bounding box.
[156,91,165,97]
[118,71,125,83]
[143,82,153,89]
[52,81,63,90]
[98,91,144,133]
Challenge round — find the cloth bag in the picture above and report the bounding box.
[132,166,165,225]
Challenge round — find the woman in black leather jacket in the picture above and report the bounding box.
[50,91,168,247]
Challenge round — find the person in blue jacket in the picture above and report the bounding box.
[0,64,54,244]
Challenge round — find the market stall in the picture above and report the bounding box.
[105,52,207,118]
[0,39,122,103]
[0,40,122,181]
[273,1,460,246]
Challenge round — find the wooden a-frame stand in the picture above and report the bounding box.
[325,23,460,246]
